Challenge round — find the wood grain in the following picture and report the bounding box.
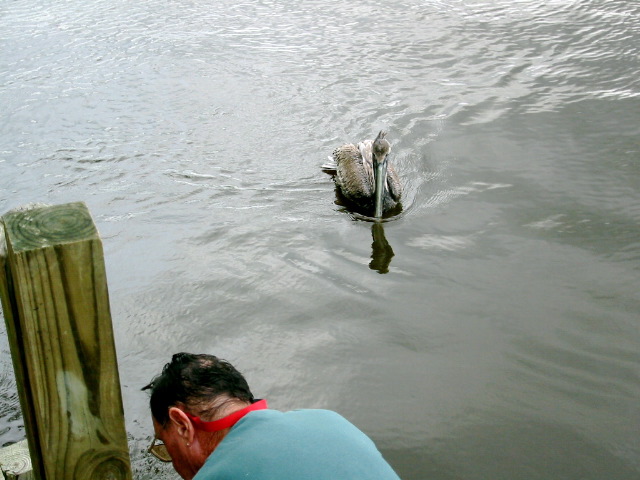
[0,439,34,479]
[0,202,132,480]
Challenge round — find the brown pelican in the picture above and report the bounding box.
[323,131,402,218]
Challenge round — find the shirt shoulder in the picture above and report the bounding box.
[195,409,400,480]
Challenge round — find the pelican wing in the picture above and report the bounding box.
[333,143,374,202]
[386,165,402,202]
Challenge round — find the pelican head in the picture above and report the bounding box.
[372,130,391,218]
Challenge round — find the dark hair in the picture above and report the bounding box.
[143,353,254,426]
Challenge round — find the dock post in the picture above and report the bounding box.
[0,202,132,480]
[0,439,33,479]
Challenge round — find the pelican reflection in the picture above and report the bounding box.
[369,222,394,274]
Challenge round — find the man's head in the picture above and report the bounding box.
[144,352,255,424]
[143,353,255,479]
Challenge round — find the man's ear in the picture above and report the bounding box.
[168,407,195,443]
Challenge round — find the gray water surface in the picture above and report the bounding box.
[1,0,639,478]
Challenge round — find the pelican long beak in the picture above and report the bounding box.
[374,157,388,218]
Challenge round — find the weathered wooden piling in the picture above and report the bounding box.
[0,202,132,480]
[0,439,33,479]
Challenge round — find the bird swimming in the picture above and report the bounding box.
[323,131,402,218]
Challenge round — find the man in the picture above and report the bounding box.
[143,352,401,480]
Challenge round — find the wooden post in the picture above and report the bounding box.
[0,440,33,479]
[0,202,132,480]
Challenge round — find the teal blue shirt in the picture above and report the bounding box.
[193,409,400,480]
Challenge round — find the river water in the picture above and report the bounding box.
[1,0,639,478]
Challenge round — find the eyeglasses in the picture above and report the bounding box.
[147,436,172,462]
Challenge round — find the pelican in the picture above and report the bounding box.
[323,131,402,218]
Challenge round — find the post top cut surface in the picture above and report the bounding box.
[3,202,98,252]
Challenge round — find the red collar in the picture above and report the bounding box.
[185,399,268,432]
